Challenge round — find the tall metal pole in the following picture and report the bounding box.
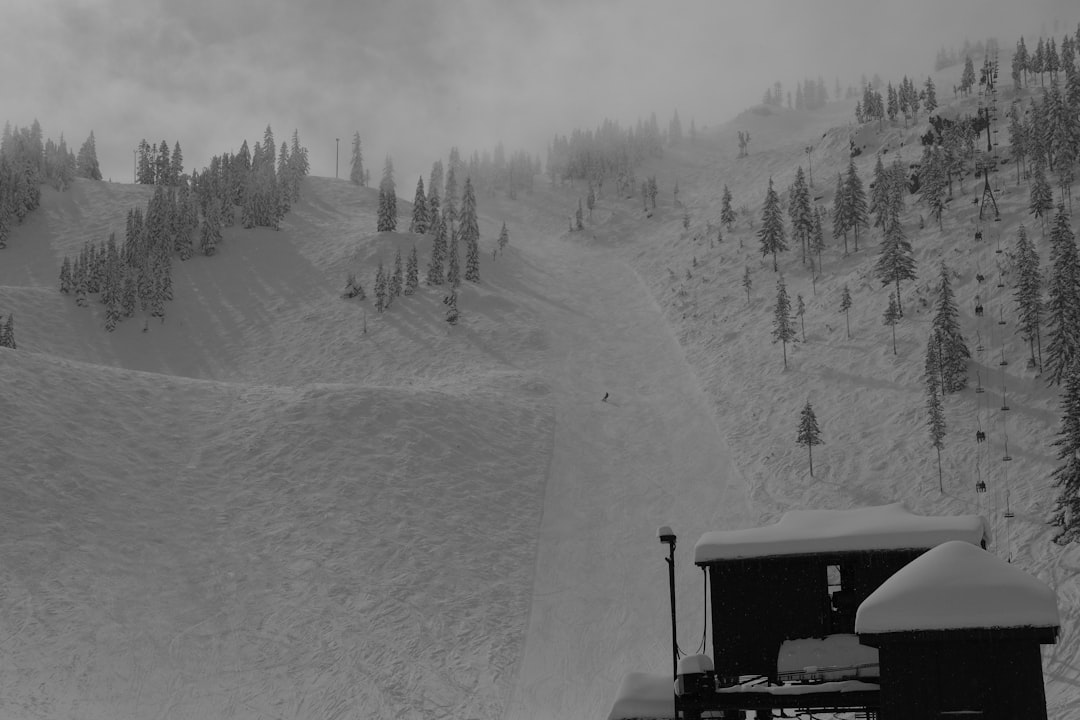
[658,526,679,713]
[336,138,340,179]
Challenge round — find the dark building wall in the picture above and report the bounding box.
[874,637,1048,720]
[706,549,926,681]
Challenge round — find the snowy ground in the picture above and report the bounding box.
[2,56,1079,720]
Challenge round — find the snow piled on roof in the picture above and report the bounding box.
[855,540,1061,634]
[694,504,987,563]
[607,673,674,720]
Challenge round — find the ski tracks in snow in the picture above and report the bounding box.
[503,227,753,720]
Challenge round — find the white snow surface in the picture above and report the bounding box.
[856,540,1061,634]
[607,672,674,720]
[694,503,987,563]
[777,634,879,678]
[3,67,1080,720]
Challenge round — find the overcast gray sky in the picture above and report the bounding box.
[3,0,1077,186]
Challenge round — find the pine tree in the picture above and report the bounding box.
[405,245,419,295]
[447,225,461,287]
[497,222,509,256]
[883,293,900,354]
[796,293,806,342]
[1031,161,1054,235]
[789,166,813,263]
[0,314,13,349]
[59,256,72,294]
[1014,225,1044,369]
[410,176,428,234]
[444,163,458,223]
[869,154,889,229]
[586,184,596,219]
[445,288,459,325]
[427,214,446,285]
[832,172,850,254]
[390,248,403,297]
[742,266,752,304]
[575,199,584,231]
[377,156,397,232]
[120,267,137,318]
[460,178,480,282]
[919,144,948,229]
[350,132,365,186]
[758,177,787,271]
[840,284,853,338]
[810,206,826,272]
[932,261,970,393]
[923,76,938,114]
[721,185,737,228]
[844,156,869,251]
[796,400,823,476]
[170,141,184,185]
[873,218,917,317]
[374,260,387,312]
[1044,206,1080,385]
[155,140,171,185]
[772,274,797,369]
[343,272,366,299]
[76,130,102,180]
[960,55,976,94]
[201,200,222,256]
[926,357,948,492]
[1051,361,1080,543]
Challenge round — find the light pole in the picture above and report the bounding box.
[658,525,679,712]
[336,138,340,179]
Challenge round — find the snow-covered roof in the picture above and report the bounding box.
[855,540,1060,634]
[694,503,986,563]
[607,673,674,720]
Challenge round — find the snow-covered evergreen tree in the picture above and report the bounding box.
[390,248,403,297]
[377,156,397,232]
[919,144,948,228]
[1031,160,1054,230]
[883,293,900,354]
[76,130,102,180]
[342,272,366,300]
[427,214,446,285]
[445,288,459,325]
[200,199,222,256]
[796,293,806,342]
[350,132,365,186]
[796,400,823,476]
[1045,205,1080,385]
[1051,361,1080,543]
[873,217,917,317]
[789,166,813,263]
[169,141,184,186]
[923,76,938,114]
[758,177,787,271]
[447,225,460,287]
[810,206,826,271]
[720,184,737,228]
[926,353,948,492]
[932,261,970,393]
[497,222,509,256]
[410,177,428,234]
[832,172,850,253]
[374,261,387,313]
[772,274,797,368]
[1014,224,1044,369]
[405,245,419,295]
[460,178,480,282]
[742,266,752,304]
[59,256,72,294]
[845,156,869,251]
[840,284,853,339]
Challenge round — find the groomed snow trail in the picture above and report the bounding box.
[502,222,753,720]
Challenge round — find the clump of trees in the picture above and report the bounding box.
[0,313,15,349]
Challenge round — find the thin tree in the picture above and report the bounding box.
[447,225,461,287]
[772,274,797,369]
[405,245,419,295]
[873,218,917,317]
[883,293,900,354]
[377,156,397,232]
[796,293,807,342]
[926,357,947,492]
[1031,160,1054,232]
[832,172,850,254]
[932,261,970,393]
[1050,361,1080,544]
[461,178,480,282]
[426,214,447,285]
[410,177,428,234]
[374,260,387,313]
[1044,205,1080,385]
[390,248,403,297]
[742,266,752,305]
[1014,224,1044,369]
[810,206,826,274]
[721,185,737,228]
[497,222,509,256]
[797,400,824,476]
[758,177,787,271]
[845,156,869,252]
[840,285,853,339]
[789,166,814,263]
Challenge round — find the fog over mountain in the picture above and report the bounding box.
[2,0,1076,185]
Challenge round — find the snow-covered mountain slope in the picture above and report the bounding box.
[503,66,1080,717]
